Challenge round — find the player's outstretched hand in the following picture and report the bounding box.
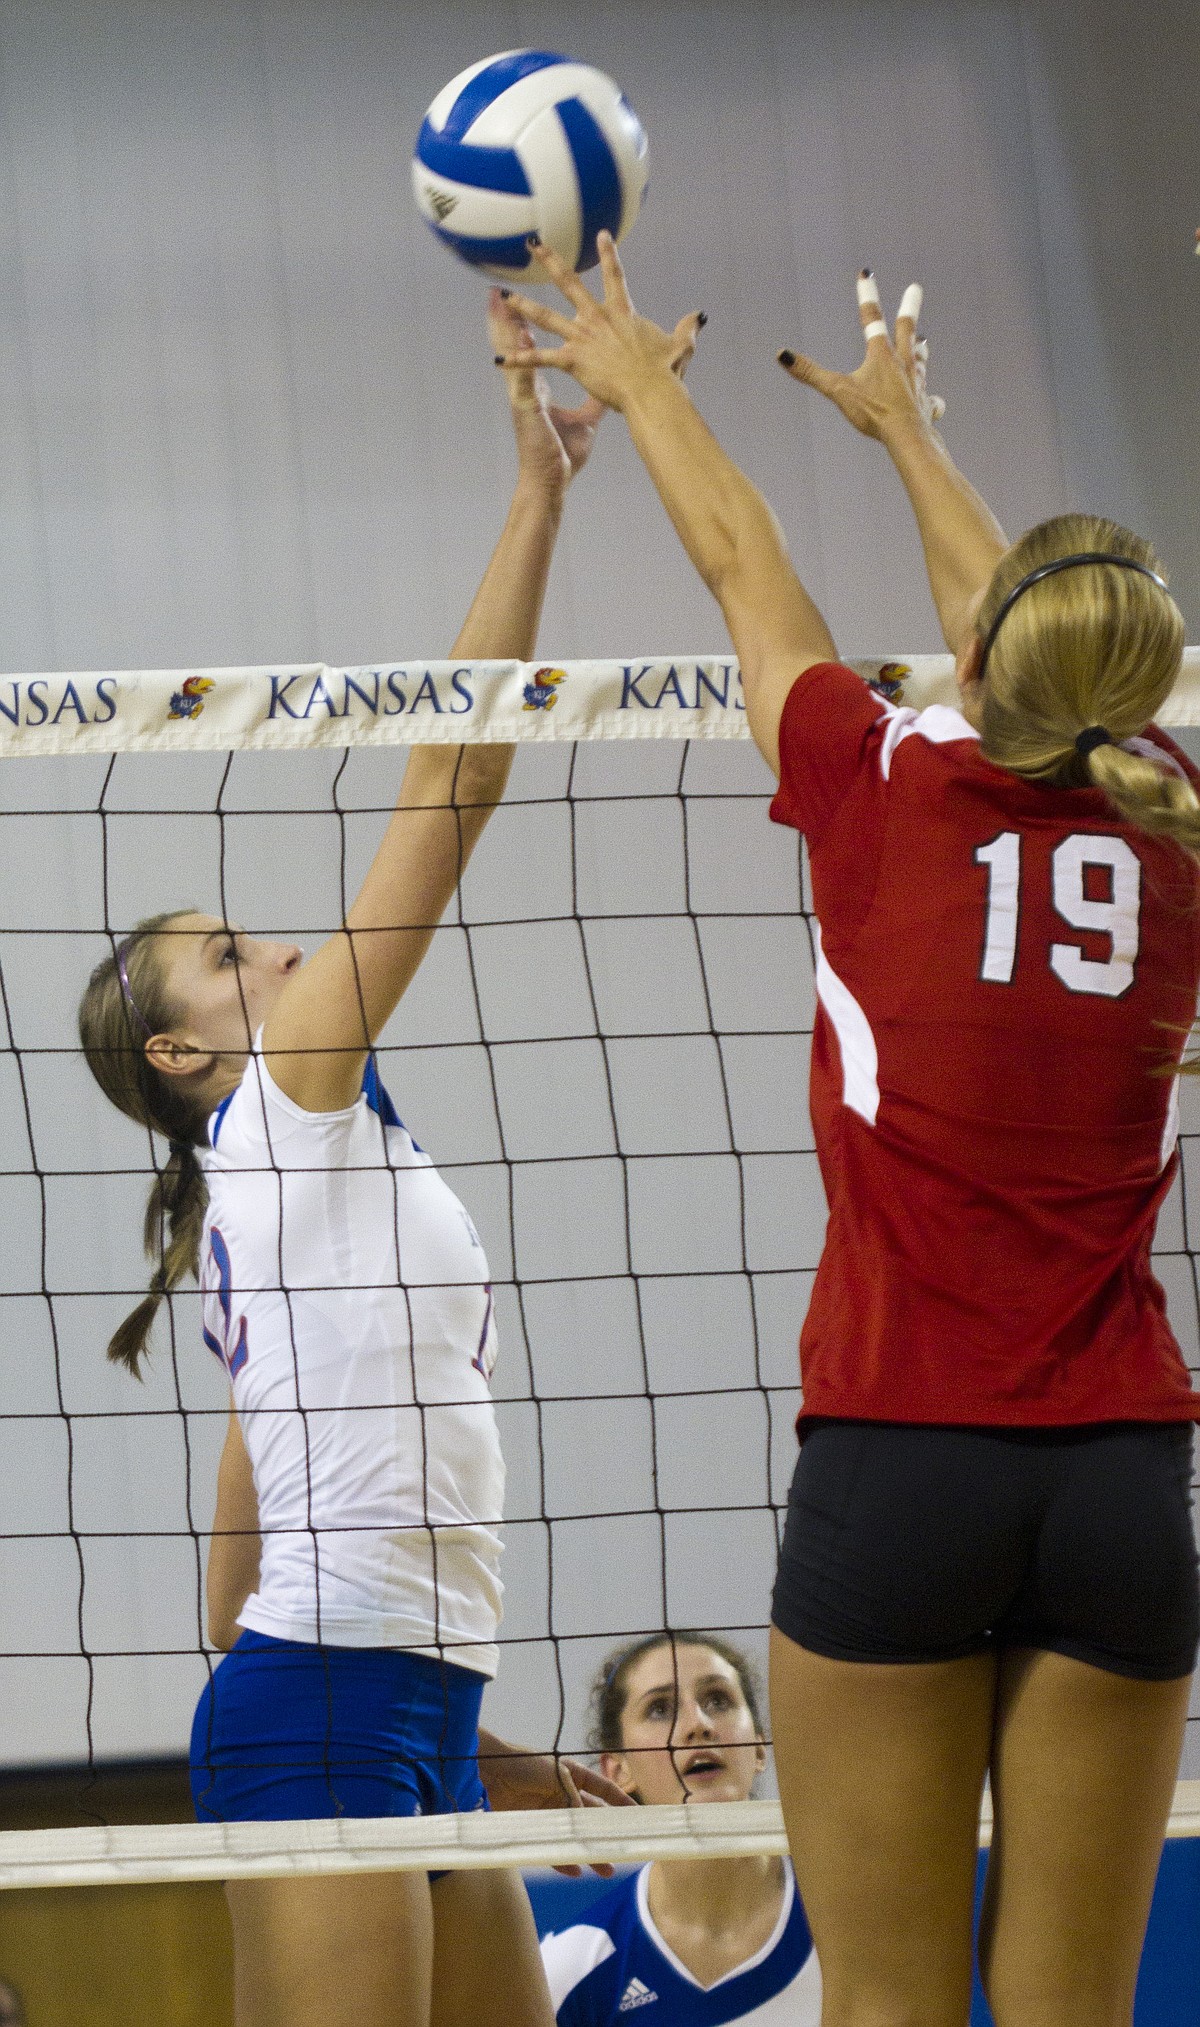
[490,285,605,492]
[500,232,704,412]
[477,1729,634,1878]
[777,271,946,443]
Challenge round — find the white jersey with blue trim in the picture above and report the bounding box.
[540,1862,821,2025]
[197,1043,504,1674]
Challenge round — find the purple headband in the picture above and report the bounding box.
[115,942,153,1038]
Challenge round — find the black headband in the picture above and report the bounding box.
[977,551,1168,683]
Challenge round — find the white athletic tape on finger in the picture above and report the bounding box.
[898,283,923,324]
[915,338,930,363]
[929,394,946,420]
[856,274,882,310]
[862,319,888,342]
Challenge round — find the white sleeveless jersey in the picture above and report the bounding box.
[197,1047,504,1675]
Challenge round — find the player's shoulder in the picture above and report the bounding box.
[772,662,977,849]
[201,1050,420,1164]
[539,1870,641,2019]
[777,660,892,751]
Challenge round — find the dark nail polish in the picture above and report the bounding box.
[860,266,873,278]
[526,232,541,248]
[777,348,796,367]
[696,311,708,328]
[499,288,513,299]
[493,354,505,365]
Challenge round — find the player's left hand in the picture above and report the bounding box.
[776,271,946,444]
[477,1731,634,1878]
[490,286,605,492]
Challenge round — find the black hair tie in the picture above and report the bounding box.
[1075,725,1113,757]
[167,1138,193,1161]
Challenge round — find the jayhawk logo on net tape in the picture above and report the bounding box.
[168,675,214,720]
[522,667,566,711]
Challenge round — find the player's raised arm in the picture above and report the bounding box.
[777,272,1009,653]
[503,233,836,778]
[258,293,604,1113]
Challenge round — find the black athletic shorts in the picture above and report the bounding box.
[771,1419,1199,1681]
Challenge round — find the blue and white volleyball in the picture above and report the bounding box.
[413,50,649,280]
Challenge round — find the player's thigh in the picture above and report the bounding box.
[429,1866,555,2027]
[770,1626,995,2027]
[226,1870,434,2027]
[980,1647,1192,2027]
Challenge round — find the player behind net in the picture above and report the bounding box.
[505,235,1199,2027]
[541,1632,821,2025]
[77,292,627,2027]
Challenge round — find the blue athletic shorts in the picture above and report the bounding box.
[190,1630,490,1822]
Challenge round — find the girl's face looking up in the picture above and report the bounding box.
[601,1642,766,1806]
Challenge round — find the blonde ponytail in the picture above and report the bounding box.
[78,913,210,1376]
[973,514,1189,841]
[1085,740,1200,857]
[972,515,1199,1070]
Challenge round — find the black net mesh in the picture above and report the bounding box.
[1,732,1197,1820]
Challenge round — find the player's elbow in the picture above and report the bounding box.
[410,741,515,812]
[207,1612,237,1652]
[449,743,517,819]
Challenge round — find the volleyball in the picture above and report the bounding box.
[412,49,649,281]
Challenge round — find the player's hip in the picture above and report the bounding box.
[771,1418,1198,1681]
[190,1629,490,1822]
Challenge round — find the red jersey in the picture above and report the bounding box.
[770,662,1200,1428]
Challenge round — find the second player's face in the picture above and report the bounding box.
[603,1644,766,1806]
[157,913,303,1061]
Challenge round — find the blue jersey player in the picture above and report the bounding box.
[541,1636,821,2024]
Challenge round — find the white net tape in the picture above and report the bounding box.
[2,648,1200,757]
[1,1785,1197,1891]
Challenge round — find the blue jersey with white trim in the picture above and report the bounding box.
[540,1863,820,2025]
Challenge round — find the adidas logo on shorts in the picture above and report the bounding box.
[618,1978,658,2011]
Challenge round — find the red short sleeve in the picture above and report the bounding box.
[769,662,889,845]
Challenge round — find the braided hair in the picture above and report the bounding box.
[78,912,210,1375]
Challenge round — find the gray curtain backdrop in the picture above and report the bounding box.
[0,0,1197,1777]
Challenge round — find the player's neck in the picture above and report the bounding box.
[645,1851,785,1945]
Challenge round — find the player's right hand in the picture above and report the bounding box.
[500,232,704,412]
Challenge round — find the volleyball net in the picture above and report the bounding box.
[1,650,1199,1887]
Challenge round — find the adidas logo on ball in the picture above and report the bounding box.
[413,48,648,281]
